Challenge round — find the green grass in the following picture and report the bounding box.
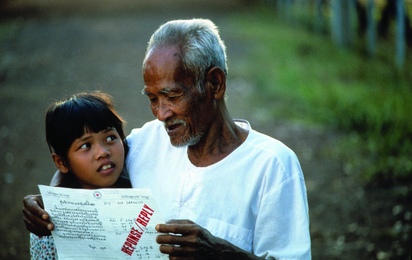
[227,6,412,183]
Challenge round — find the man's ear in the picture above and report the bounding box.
[52,153,69,174]
[206,67,226,100]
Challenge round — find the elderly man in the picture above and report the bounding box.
[23,19,311,259]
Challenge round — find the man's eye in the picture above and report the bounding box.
[169,93,184,101]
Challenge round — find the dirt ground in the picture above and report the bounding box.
[0,1,411,259]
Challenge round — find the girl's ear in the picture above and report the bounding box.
[52,153,69,173]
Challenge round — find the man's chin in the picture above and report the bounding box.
[169,135,186,147]
[170,134,202,147]
[170,138,186,147]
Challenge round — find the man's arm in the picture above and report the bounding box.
[22,170,66,236]
[156,220,264,260]
[22,194,53,236]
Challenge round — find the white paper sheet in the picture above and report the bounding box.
[39,185,168,259]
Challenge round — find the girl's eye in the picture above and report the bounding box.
[107,135,116,142]
[80,143,91,149]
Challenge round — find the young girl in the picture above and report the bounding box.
[30,92,131,259]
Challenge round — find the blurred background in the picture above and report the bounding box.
[1,0,411,259]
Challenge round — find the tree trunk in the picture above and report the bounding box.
[396,0,406,68]
[331,0,354,47]
[367,0,377,56]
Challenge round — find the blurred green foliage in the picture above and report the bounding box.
[0,20,19,40]
[228,6,412,183]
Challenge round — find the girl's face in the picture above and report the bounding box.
[60,127,125,189]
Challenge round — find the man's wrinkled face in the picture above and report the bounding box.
[142,46,209,147]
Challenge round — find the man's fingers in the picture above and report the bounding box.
[156,233,198,247]
[159,244,197,256]
[22,210,52,236]
[22,205,53,230]
[22,194,54,236]
[166,219,195,225]
[156,223,199,235]
[23,195,47,219]
[155,221,220,259]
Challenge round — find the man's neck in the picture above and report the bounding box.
[187,112,248,167]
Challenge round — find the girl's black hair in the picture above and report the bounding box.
[45,92,127,167]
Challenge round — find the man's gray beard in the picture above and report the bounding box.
[163,118,203,147]
[172,131,204,147]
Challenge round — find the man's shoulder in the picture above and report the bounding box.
[243,129,303,182]
[126,120,168,149]
[128,119,163,136]
[244,128,298,163]
[234,119,296,158]
[248,129,291,150]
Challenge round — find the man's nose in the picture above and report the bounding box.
[156,100,173,121]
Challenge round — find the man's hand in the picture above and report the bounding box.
[155,219,263,260]
[22,194,54,236]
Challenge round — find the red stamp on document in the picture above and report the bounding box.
[121,204,155,256]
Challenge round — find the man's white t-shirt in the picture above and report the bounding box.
[126,119,311,259]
